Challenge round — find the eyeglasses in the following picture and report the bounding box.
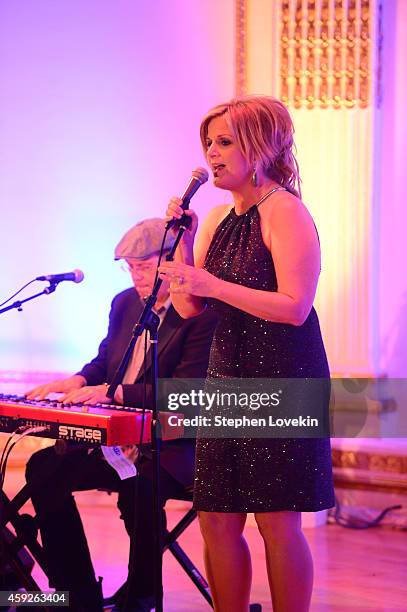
[120,261,157,274]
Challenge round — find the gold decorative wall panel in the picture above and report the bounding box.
[235,0,379,375]
[237,0,373,108]
[279,0,372,109]
[236,0,248,96]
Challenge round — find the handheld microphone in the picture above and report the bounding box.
[36,269,84,284]
[166,167,209,229]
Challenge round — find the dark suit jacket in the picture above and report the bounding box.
[77,288,217,485]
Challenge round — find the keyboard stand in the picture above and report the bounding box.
[1,478,54,610]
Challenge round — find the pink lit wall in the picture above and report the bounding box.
[0,1,235,372]
[377,0,407,376]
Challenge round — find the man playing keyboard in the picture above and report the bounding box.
[25,218,217,612]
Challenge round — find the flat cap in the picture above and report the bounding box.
[114,218,175,260]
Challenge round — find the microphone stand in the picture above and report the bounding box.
[0,284,58,315]
[107,216,191,612]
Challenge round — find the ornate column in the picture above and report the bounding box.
[236,0,381,376]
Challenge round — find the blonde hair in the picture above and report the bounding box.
[200,95,301,198]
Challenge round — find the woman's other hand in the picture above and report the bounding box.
[159,260,219,298]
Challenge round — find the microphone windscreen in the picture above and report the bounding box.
[73,269,85,283]
[192,167,209,184]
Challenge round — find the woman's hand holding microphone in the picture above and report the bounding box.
[161,197,218,299]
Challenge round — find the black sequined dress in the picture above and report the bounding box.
[193,199,335,512]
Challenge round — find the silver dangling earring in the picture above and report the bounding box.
[251,165,258,187]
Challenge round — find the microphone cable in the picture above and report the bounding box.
[0,279,37,308]
[329,495,402,529]
[153,227,172,287]
[0,426,48,489]
[122,231,169,611]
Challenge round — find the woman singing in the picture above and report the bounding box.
[159,95,334,612]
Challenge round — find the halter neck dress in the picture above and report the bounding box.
[193,193,335,512]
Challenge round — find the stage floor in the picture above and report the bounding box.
[5,468,407,612]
